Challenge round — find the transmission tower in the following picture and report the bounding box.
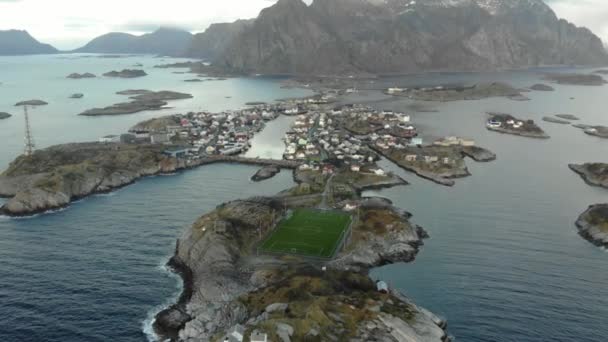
[23,105,35,157]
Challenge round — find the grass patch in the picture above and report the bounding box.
[260,209,351,258]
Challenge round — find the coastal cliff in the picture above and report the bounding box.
[199,0,608,75]
[0,143,186,216]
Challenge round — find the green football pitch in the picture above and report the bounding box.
[260,209,352,258]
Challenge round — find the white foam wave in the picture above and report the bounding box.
[141,256,184,342]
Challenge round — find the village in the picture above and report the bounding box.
[96,92,483,188]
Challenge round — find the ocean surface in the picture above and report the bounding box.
[1,56,608,342]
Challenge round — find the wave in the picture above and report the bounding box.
[141,256,184,342]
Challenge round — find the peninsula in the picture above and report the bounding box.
[544,73,607,86]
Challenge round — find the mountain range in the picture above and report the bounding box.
[72,28,193,56]
[1,0,607,76]
[0,30,58,55]
[196,0,608,75]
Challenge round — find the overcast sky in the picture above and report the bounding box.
[0,0,606,50]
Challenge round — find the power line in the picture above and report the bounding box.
[23,105,35,157]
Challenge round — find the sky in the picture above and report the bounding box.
[0,0,606,50]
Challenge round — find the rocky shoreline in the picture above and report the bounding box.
[576,204,608,248]
[153,168,450,341]
[79,90,192,116]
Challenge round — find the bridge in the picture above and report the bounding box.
[195,155,301,169]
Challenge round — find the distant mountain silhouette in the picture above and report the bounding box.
[0,30,58,55]
[74,28,193,56]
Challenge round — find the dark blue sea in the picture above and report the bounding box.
[1,58,608,341]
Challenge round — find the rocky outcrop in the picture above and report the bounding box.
[14,99,48,106]
[569,163,608,189]
[0,112,11,120]
[73,28,193,57]
[0,143,188,216]
[153,192,447,342]
[251,165,281,182]
[208,0,608,76]
[67,73,96,79]
[543,116,570,124]
[576,204,608,248]
[530,84,554,91]
[0,30,58,56]
[102,69,147,78]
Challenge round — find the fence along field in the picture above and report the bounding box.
[259,208,352,258]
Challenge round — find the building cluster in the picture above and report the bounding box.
[99,104,286,159]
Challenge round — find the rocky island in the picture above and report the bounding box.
[0,143,187,216]
[386,82,527,102]
[251,165,281,182]
[79,90,192,116]
[544,73,607,86]
[530,84,555,91]
[556,114,579,121]
[67,72,96,79]
[14,99,48,106]
[576,204,608,248]
[542,116,570,124]
[0,112,11,120]
[569,163,608,189]
[153,166,449,342]
[102,69,147,78]
[486,113,549,139]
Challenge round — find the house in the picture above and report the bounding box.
[250,331,268,342]
[120,133,137,144]
[377,281,389,294]
[228,325,245,342]
[425,156,439,163]
[405,154,418,162]
[99,135,120,143]
[409,137,423,146]
[351,164,361,172]
[373,169,386,176]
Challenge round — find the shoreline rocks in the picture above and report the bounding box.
[251,165,280,182]
[15,99,48,106]
[103,69,147,78]
[576,204,608,248]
